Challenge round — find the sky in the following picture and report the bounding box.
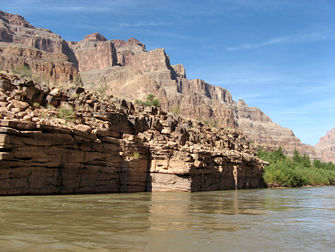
[1,0,335,146]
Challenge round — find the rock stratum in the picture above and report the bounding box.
[0,74,266,195]
[0,10,317,159]
[315,127,335,163]
[0,11,79,84]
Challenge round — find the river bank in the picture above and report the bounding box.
[0,74,267,195]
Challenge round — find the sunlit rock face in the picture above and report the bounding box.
[315,127,335,163]
[0,10,317,159]
[0,74,267,195]
[237,100,317,159]
[0,11,79,83]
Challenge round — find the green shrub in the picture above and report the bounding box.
[95,83,108,97]
[147,94,155,102]
[133,151,140,159]
[39,111,48,119]
[136,94,161,108]
[258,147,335,187]
[57,105,75,121]
[209,119,219,127]
[263,160,308,187]
[151,99,161,107]
[196,117,219,127]
[12,64,32,79]
[170,105,181,116]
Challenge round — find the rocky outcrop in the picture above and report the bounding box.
[76,34,314,158]
[68,33,117,72]
[0,74,267,195]
[79,46,238,129]
[237,100,317,159]
[315,127,335,163]
[111,37,147,66]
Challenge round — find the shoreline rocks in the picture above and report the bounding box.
[0,74,267,195]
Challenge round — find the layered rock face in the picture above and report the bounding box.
[75,32,313,158]
[237,100,317,159]
[79,45,238,129]
[315,127,335,163]
[0,10,316,158]
[0,74,267,195]
[0,11,79,83]
[68,33,117,72]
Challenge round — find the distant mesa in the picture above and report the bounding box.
[111,37,147,51]
[84,32,108,42]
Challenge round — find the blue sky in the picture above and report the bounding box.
[2,0,334,145]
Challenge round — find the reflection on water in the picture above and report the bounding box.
[0,187,335,251]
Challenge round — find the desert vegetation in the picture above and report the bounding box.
[57,105,76,122]
[197,117,219,127]
[10,64,81,88]
[170,105,181,116]
[135,94,161,108]
[258,147,335,187]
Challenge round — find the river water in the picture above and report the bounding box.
[0,187,334,251]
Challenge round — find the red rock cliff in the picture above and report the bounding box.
[0,74,267,195]
[0,11,79,83]
[315,127,335,163]
[0,10,318,159]
[237,100,317,158]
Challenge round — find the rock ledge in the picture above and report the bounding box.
[0,74,267,195]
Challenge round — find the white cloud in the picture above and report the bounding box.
[119,21,174,27]
[2,0,139,14]
[52,6,111,12]
[226,31,335,51]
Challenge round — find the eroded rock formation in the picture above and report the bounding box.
[68,33,117,72]
[0,10,79,83]
[0,10,317,159]
[0,74,267,195]
[315,127,335,163]
[237,100,317,159]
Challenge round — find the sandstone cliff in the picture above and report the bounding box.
[78,44,238,129]
[68,33,117,72]
[315,127,335,163]
[0,10,79,83]
[74,32,315,158]
[237,100,317,159]
[0,10,317,159]
[0,74,267,195]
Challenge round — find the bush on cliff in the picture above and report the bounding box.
[57,105,75,122]
[135,94,161,108]
[170,105,181,116]
[197,117,219,127]
[12,64,33,79]
[258,147,335,187]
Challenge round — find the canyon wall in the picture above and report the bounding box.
[0,10,79,83]
[315,127,335,163]
[0,10,317,158]
[237,100,317,159]
[0,74,266,195]
[69,33,117,72]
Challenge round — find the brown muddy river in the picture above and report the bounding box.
[0,187,334,251]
